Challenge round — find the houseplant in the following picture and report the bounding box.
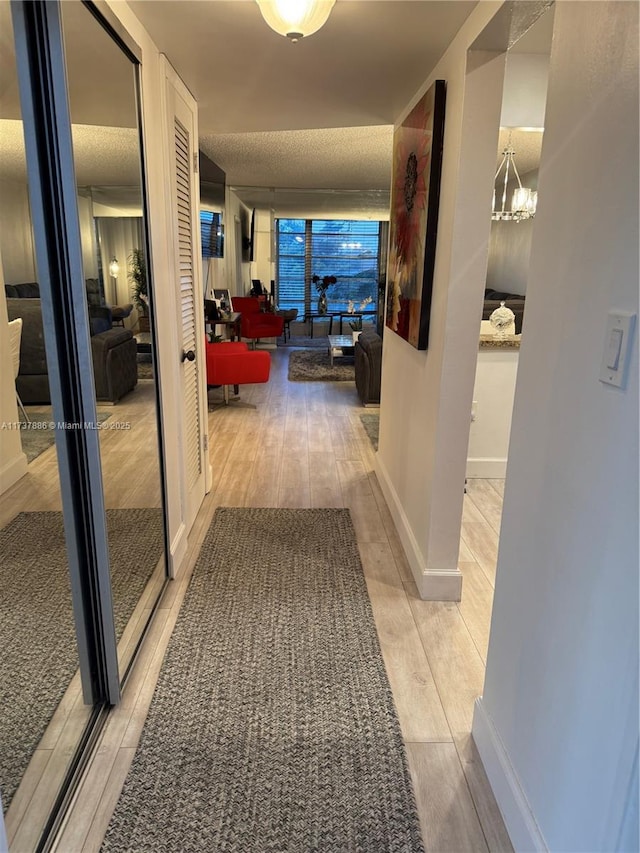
[312,274,337,315]
[128,248,149,332]
[349,316,363,343]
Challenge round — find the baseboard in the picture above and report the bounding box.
[374,454,462,601]
[168,521,188,580]
[0,451,28,496]
[472,698,548,852]
[466,457,508,478]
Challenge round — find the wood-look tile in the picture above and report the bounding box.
[454,734,514,853]
[308,451,343,507]
[461,522,499,587]
[408,592,486,738]
[4,749,52,844]
[487,478,505,498]
[244,452,282,507]
[359,542,451,742]
[406,741,489,853]
[78,748,136,853]
[465,479,504,534]
[457,561,495,663]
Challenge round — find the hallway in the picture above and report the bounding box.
[55,347,512,852]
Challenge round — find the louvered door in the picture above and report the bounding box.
[167,69,208,529]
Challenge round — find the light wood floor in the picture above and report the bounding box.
[41,349,512,852]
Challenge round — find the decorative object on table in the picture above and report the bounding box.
[386,79,446,351]
[492,134,538,222]
[349,316,363,343]
[489,301,516,338]
[128,248,149,332]
[313,274,337,315]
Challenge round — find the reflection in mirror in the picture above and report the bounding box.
[0,0,167,844]
[0,3,94,846]
[60,1,167,678]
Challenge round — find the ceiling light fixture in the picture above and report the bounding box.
[255,0,336,42]
[492,143,537,222]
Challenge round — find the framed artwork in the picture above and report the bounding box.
[386,79,446,350]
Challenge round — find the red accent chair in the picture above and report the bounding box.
[205,341,271,405]
[232,297,284,346]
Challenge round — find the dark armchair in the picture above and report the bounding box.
[232,297,284,346]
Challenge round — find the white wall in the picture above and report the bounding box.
[474,3,639,851]
[500,53,549,129]
[374,1,508,600]
[466,346,518,479]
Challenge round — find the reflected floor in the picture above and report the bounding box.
[0,380,165,849]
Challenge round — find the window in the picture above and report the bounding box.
[276,219,381,315]
[200,210,224,258]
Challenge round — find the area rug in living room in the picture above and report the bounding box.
[103,507,425,852]
[18,409,111,464]
[288,348,355,382]
[0,507,164,811]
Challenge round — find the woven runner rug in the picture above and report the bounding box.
[103,508,424,852]
[288,349,355,382]
[0,507,164,812]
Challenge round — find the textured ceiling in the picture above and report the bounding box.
[497,128,544,178]
[0,1,550,200]
[200,125,393,189]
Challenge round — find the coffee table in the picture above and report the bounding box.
[327,334,355,366]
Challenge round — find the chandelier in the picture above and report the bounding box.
[492,145,537,222]
[255,0,336,42]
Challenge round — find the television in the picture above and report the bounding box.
[241,207,255,262]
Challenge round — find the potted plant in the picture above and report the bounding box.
[312,274,337,315]
[349,316,363,343]
[128,248,149,332]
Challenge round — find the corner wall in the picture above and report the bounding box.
[474,3,639,850]
[374,1,507,600]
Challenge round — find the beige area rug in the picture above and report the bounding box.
[288,348,355,382]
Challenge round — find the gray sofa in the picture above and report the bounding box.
[354,329,382,406]
[6,296,137,404]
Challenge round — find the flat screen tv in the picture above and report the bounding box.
[241,207,255,262]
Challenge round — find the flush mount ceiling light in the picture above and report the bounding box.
[492,143,538,222]
[255,0,336,42]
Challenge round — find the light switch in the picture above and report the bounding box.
[606,328,623,370]
[600,311,636,389]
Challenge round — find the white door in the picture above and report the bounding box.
[164,62,210,529]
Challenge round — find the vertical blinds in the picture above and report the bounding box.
[277,219,381,314]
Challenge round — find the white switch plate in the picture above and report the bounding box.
[600,311,636,388]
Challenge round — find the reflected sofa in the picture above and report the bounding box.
[6,294,137,404]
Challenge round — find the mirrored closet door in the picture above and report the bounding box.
[0,1,168,846]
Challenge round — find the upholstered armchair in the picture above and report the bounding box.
[232,297,284,346]
[205,341,271,405]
